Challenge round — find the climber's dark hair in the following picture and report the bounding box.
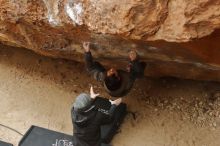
[104,75,121,91]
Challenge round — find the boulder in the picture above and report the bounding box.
[0,0,220,81]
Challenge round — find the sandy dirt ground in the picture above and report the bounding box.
[1,44,220,146]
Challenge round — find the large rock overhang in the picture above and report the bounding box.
[0,0,220,81]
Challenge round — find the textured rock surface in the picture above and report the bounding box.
[0,0,220,81]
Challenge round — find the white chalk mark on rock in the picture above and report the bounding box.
[43,0,61,26]
[48,15,60,26]
[66,1,83,25]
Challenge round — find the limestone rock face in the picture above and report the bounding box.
[0,0,220,81]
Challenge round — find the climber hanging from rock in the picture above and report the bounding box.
[83,42,146,97]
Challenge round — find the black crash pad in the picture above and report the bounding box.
[19,126,73,146]
[0,141,13,146]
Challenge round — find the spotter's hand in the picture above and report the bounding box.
[90,86,99,99]
[109,98,122,106]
